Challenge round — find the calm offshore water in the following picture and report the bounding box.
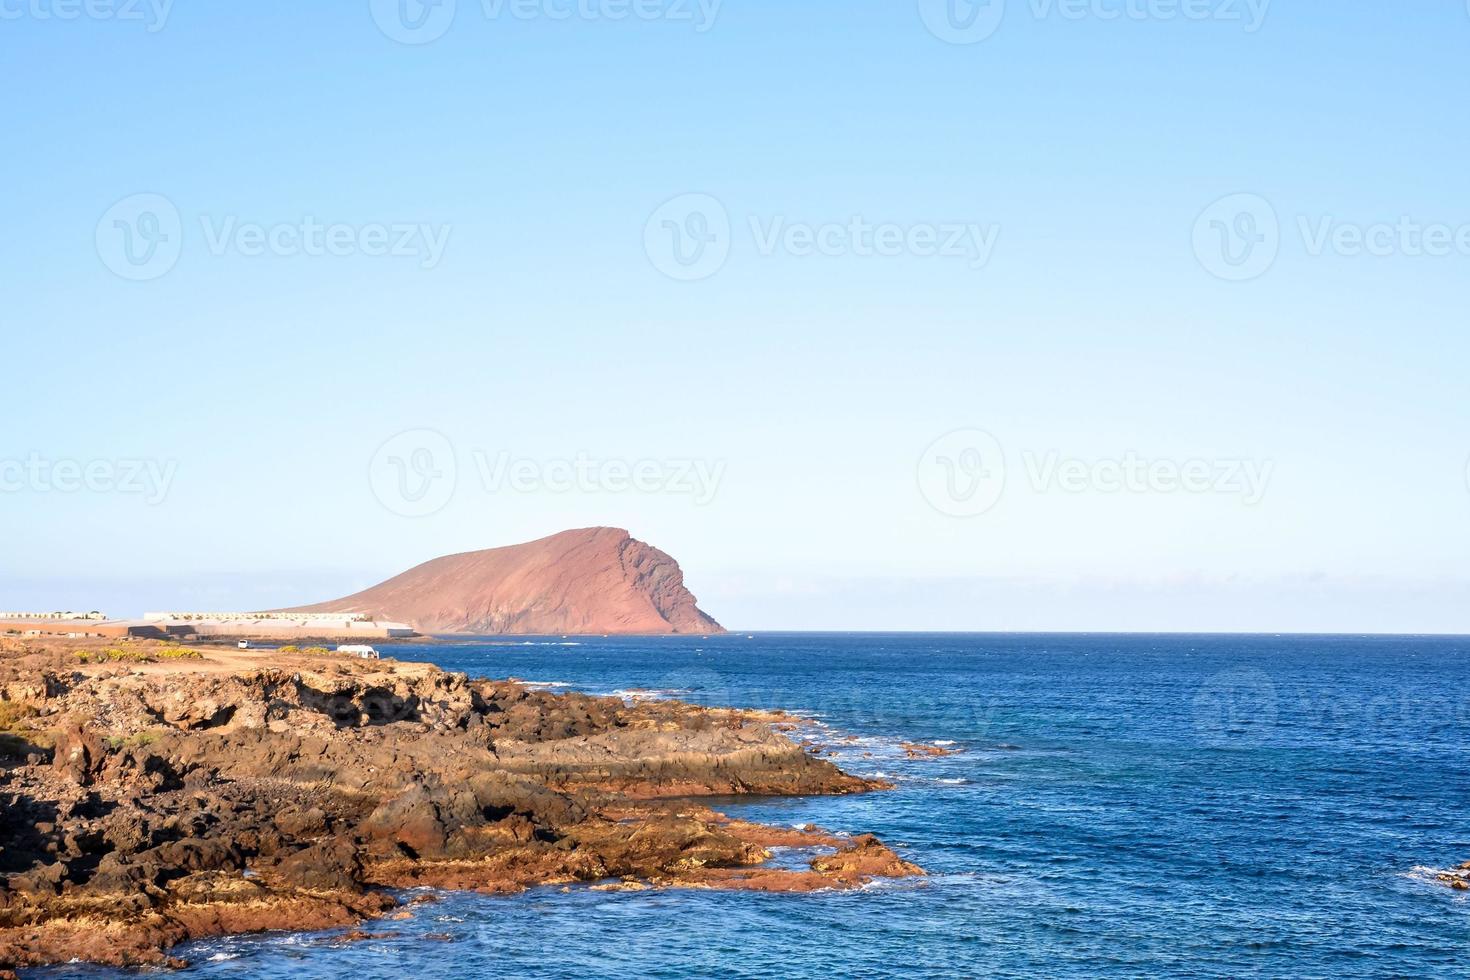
[41,633,1470,978]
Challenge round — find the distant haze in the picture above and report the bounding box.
[4,4,1469,632]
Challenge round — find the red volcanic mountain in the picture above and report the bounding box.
[288,528,724,635]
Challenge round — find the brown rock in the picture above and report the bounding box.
[901,742,958,758]
[274,805,330,838]
[273,839,365,893]
[811,834,927,882]
[50,720,106,785]
[283,527,723,635]
[0,637,915,971]
[361,785,450,859]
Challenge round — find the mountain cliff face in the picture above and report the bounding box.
[290,528,723,635]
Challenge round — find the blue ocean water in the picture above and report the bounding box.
[39,633,1470,978]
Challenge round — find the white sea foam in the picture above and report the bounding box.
[610,688,694,701]
[1405,865,1469,886]
[857,876,928,893]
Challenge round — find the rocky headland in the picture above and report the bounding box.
[284,527,723,635]
[0,636,918,972]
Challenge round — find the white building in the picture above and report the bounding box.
[143,611,370,624]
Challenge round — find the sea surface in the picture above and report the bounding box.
[37,633,1470,978]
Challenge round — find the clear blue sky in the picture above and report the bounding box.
[3,2,1469,631]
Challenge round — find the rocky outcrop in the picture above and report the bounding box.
[0,638,916,971]
[286,527,723,635]
[1435,863,1470,890]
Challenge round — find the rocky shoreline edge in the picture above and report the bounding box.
[0,637,921,973]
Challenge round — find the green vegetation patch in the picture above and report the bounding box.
[76,645,204,665]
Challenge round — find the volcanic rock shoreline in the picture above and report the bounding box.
[0,637,920,972]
